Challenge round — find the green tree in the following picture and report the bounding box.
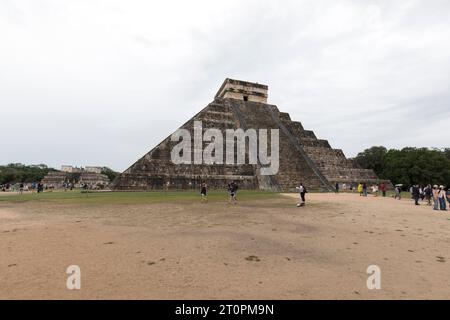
[443,148,450,161]
[381,148,450,186]
[0,163,56,184]
[353,146,388,176]
[101,167,119,182]
[353,147,450,187]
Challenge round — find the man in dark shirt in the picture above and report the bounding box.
[200,183,207,203]
[228,182,237,204]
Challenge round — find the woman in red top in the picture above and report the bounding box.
[380,183,387,197]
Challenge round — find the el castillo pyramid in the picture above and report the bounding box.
[112,79,380,192]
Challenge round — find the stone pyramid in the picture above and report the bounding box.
[112,79,380,192]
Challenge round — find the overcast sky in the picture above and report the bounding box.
[1,0,450,171]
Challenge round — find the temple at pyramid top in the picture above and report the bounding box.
[215,78,268,103]
[112,77,387,192]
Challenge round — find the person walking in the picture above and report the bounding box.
[438,186,447,211]
[380,183,387,197]
[335,183,339,194]
[412,185,420,206]
[358,183,363,196]
[296,183,307,207]
[362,183,368,197]
[233,182,239,201]
[419,186,425,202]
[19,183,24,195]
[200,182,207,203]
[432,185,440,210]
[228,182,237,205]
[424,185,433,206]
[396,185,403,200]
[372,184,379,197]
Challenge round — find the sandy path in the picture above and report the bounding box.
[0,208,19,220]
[0,193,449,299]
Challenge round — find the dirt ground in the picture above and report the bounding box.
[1,192,449,300]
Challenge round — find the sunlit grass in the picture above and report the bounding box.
[0,190,281,205]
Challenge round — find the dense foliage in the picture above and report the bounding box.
[0,163,56,184]
[0,163,120,184]
[101,167,119,182]
[354,147,450,186]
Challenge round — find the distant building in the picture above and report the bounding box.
[215,78,268,103]
[42,165,110,189]
[60,165,102,173]
[85,166,102,174]
[61,165,74,173]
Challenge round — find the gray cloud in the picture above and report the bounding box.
[1,0,449,170]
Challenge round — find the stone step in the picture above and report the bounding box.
[299,138,331,148]
[205,110,234,117]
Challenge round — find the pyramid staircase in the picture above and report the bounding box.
[112,94,380,192]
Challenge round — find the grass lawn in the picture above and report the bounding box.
[0,190,281,205]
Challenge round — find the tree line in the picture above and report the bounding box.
[353,147,450,187]
[0,163,119,184]
[0,163,55,184]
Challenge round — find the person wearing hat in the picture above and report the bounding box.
[438,186,447,211]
